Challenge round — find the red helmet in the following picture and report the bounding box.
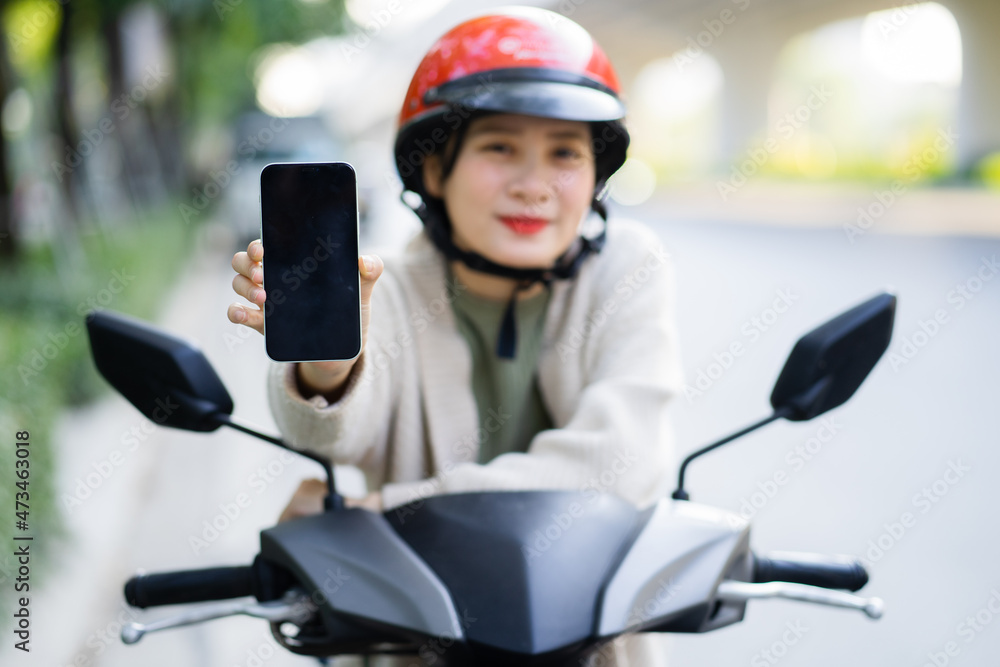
[392,8,629,360]
[394,7,629,199]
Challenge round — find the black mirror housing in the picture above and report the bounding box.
[86,310,233,431]
[770,292,896,422]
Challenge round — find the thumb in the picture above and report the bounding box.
[358,254,383,304]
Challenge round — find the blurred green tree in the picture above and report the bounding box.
[0,0,345,259]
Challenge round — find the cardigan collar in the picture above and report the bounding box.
[398,232,481,467]
[397,231,584,462]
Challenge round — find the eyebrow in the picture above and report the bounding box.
[469,122,589,140]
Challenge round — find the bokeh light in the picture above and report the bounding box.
[254,45,324,118]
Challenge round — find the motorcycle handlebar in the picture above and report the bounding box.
[753,552,869,592]
[125,555,294,609]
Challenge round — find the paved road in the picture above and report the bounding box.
[6,202,999,667]
[646,215,1000,666]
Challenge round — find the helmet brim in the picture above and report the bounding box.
[434,79,626,123]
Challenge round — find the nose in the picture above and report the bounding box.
[508,152,553,208]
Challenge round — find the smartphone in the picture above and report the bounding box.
[260,162,362,362]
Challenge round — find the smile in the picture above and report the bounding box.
[499,216,548,235]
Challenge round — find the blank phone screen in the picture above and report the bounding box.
[260,162,361,362]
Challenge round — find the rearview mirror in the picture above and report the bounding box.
[770,292,896,421]
[86,310,233,431]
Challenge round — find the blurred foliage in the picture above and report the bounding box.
[0,0,354,607]
[977,152,1000,190]
[763,21,960,184]
[0,204,191,600]
[3,0,62,74]
[2,0,346,119]
[759,125,958,183]
[0,0,349,247]
[638,8,981,187]
[160,0,346,124]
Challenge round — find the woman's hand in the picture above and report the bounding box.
[345,490,383,513]
[227,238,384,397]
[227,238,268,335]
[277,478,327,523]
[277,478,382,522]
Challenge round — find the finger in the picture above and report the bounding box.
[278,479,326,522]
[279,502,318,523]
[232,251,263,284]
[358,254,384,304]
[248,239,263,262]
[299,478,327,494]
[232,273,266,306]
[227,302,263,335]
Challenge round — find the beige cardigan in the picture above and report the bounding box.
[267,218,683,511]
[266,218,683,666]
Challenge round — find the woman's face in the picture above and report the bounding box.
[423,113,596,269]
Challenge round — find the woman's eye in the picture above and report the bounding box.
[484,143,512,154]
[554,147,585,160]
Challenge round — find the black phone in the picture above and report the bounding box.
[260,162,362,362]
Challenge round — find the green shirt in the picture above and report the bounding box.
[449,273,555,464]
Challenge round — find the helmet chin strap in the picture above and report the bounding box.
[403,192,609,358]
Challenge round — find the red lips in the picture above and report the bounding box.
[499,216,548,235]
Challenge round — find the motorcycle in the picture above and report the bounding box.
[84,291,896,666]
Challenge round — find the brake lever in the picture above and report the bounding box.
[121,589,316,644]
[716,580,884,619]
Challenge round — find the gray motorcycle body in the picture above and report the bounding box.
[260,490,751,664]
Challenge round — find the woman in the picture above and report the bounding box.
[229,7,682,665]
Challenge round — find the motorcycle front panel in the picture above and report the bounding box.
[387,490,648,657]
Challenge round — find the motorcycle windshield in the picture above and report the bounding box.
[387,490,647,657]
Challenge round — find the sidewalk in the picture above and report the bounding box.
[2,223,332,667]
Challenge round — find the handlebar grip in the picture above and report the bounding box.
[753,552,869,592]
[125,566,254,608]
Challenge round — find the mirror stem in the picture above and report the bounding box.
[671,406,794,502]
[214,414,342,510]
